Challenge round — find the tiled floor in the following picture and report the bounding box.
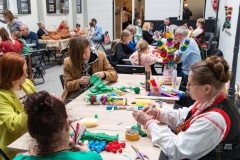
[35,43,111,96]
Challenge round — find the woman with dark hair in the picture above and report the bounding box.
[0,9,23,34]
[0,53,36,160]
[132,56,240,159]
[13,91,102,159]
[0,27,23,54]
[61,36,118,101]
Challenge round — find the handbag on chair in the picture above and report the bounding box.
[104,31,110,43]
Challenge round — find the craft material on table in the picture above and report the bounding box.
[131,126,147,137]
[72,123,86,144]
[84,94,126,105]
[80,118,98,128]
[131,145,150,160]
[81,130,119,143]
[106,106,148,111]
[135,95,179,101]
[125,129,139,141]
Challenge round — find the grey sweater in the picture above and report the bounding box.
[0,18,23,34]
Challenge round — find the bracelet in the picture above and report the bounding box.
[153,108,160,119]
[143,119,154,130]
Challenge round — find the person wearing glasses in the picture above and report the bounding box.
[13,91,102,160]
[61,35,118,102]
[132,56,240,160]
[0,53,36,160]
[174,26,201,91]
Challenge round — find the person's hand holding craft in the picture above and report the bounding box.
[80,76,90,85]
[132,110,152,125]
[75,142,90,152]
[93,72,106,79]
[142,106,158,117]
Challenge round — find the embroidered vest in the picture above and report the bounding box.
[182,99,240,160]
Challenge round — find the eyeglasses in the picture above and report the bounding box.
[187,82,201,87]
[174,33,180,37]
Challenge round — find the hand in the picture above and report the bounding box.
[93,72,105,79]
[189,26,193,30]
[142,106,158,117]
[75,142,90,152]
[79,76,90,85]
[50,93,62,101]
[132,110,152,125]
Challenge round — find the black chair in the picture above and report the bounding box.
[204,33,215,57]
[116,65,145,74]
[169,17,178,21]
[38,43,47,64]
[94,31,108,53]
[59,74,64,89]
[30,49,46,85]
[0,148,10,160]
[58,47,68,65]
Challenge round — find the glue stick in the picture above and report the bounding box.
[145,70,150,91]
[126,106,138,111]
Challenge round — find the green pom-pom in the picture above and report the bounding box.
[134,87,140,94]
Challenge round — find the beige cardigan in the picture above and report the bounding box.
[61,50,118,101]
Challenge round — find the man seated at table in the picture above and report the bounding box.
[61,35,118,102]
[159,18,171,36]
[20,24,39,49]
[174,26,201,91]
[90,18,103,44]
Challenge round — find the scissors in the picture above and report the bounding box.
[131,145,150,160]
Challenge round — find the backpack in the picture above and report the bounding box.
[193,38,206,60]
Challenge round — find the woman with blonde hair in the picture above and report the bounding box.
[134,19,142,43]
[129,39,157,71]
[0,9,23,34]
[109,29,135,67]
[142,22,154,45]
[189,18,205,44]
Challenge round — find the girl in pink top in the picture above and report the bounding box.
[129,39,158,71]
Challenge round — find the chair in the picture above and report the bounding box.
[204,33,215,57]
[39,43,57,63]
[0,149,10,160]
[30,49,46,85]
[169,17,178,21]
[58,47,68,65]
[94,31,108,53]
[116,65,145,74]
[59,74,64,89]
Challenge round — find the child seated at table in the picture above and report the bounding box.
[0,27,23,54]
[76,23,81,32]
[129,39,158,71]
[12,31,31,55]
[88,22,95,40]
[126,24,137,51]
[108,29,135,67]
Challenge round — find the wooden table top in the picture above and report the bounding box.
[8,74,182,160]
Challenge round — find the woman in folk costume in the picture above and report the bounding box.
[132,56,240,160]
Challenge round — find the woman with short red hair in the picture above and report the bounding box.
[0,52,36,160]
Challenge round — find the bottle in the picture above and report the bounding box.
[172,69,177,89]
[145,70,150,92]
